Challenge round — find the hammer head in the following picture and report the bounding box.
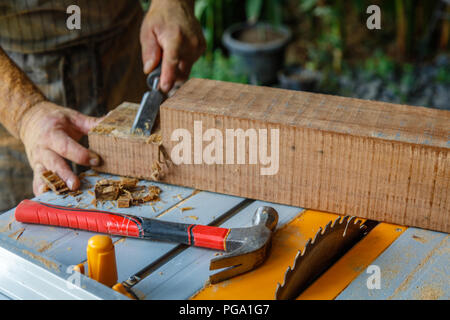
[209,206,279,284]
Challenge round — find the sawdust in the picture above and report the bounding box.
[21,249,60,272]
[37,241,54,253]
[94,177,161,208]
[92,126,115,135]
[413,285,444,300]
[181,207,194,212]
[146,133,162,145]
[0,216,15,234]
[186,215,199,221]
[8,227,25,240]
[148,144,172,181]
[388,235,447,299]
[412,234,428,244]
[69,190,83,197]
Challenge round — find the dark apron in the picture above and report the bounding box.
[0,0,148,211]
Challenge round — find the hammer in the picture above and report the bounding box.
[15,200,278,283]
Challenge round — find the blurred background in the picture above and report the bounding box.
[142,0,450,110]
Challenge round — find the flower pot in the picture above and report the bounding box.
[222,22,291,85]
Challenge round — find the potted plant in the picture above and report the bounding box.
[222,1,291,85]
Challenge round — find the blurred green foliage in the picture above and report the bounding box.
[141,0,449,90]
[190,50,248,83]
[192,0,285,82]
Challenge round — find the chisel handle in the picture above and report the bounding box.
[15,200,230,251]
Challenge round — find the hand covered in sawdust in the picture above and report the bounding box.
[19,101,102,195]
[140,0,206,93]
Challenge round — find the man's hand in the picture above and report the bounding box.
[140,0,206,93]
[19,101,102,195]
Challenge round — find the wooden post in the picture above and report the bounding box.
[89,78,449,233]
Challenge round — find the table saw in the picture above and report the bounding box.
[0,171,448,300]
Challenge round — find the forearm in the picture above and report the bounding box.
[0,47,46,139]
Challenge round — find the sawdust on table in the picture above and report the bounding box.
[413,285,444,300]
[94,177,161,208]
[21,249,60,272]
[0,216,15,234]
[37,240,54,253]
[8,227,25,240]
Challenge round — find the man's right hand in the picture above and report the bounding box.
[19,101,102,195]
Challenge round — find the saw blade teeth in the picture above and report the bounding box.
[340,215,350,225]
[275,283,282,300]
[295,248,303,260]
[331,216,340,228]
[301,239,312,256]
[322,221,333,235]
[282,266,292,286]
[292,250,303,270]
[275,214,367,300]
[311,228,322,244]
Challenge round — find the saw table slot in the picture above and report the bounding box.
[132,201,304,300]
[111,191,249,283]
[117,198,254,287]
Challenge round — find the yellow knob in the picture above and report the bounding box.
[87,235,118,287]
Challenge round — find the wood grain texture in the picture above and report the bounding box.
[88,78,450,233]
[89,103,161,179]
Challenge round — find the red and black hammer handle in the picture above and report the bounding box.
[15,200,230,251]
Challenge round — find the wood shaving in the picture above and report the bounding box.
[9,228,25,240]
[69,190,83,197]
[146,133,162,145]
[92,126,114,134]
[149,145,172,181]
[93,177,161,208]
[181,207,194,212]
[117,195,132,208]
[41,171,69,195]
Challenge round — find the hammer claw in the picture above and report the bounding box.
[208,241,271,283]
[209,265,246,284]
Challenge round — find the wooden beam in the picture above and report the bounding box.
[88,78,450,233]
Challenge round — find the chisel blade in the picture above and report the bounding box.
[131,89,164,136]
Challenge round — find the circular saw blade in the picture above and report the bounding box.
[275,216,367,300]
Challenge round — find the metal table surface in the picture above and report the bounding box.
[0,172,448,300]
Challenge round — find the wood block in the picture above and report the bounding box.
[89,102,162,179]
[89,78,450,233]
